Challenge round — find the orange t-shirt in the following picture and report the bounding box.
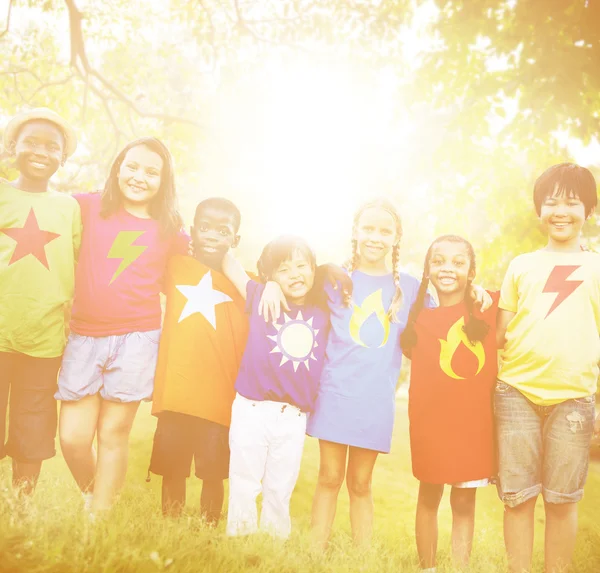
[152,255,248,427]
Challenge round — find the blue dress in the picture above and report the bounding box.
[307,270,424,453]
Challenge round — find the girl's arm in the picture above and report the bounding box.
[221,251,251,300]
[469,284,493,311]
[496,309,516,349]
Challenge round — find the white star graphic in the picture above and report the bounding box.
[176,272,232,329]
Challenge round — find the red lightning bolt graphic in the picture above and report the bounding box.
[542,265,583,318]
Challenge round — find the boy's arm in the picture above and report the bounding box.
[221,251,250,300]
[496,258,519,348]
[496,309,516,349]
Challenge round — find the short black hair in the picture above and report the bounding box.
[257,235,316,282]
[193,197,241,232]
[533,162,597,217]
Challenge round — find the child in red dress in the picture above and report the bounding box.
[401,235,498,572]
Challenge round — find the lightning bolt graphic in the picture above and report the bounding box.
[107,231,148,284]
[542,265,583,318]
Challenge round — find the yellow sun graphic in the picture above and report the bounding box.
[267,311,319,372]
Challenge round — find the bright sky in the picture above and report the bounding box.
[2,0,597,260]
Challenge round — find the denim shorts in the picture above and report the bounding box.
[55,330,161,403]
[494,380,595,507]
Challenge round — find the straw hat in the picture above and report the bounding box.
[2,107,78,157]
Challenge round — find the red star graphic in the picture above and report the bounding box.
[1,208,61,269]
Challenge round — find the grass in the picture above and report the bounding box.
[0,399,599,573]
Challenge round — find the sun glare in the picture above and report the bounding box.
[218,61,419,259]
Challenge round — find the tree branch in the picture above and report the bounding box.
[29,74,75,101]
[0,0,13,39]
[63,0,203,129]
[0,68,75,104]
[232,0,314,53]
[0,67,43,84]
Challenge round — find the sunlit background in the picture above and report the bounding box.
[1,0,599,282]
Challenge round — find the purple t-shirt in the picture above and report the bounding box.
[234,280,329,412]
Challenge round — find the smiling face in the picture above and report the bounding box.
[540,185,589,249]
[428,240,475,306]
[117,144,163,210]
[353,207,399,268]
[192,205,240,269]
[271,249,315,305]
[12,120,65,183]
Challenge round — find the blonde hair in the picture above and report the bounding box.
[345,198,404,322]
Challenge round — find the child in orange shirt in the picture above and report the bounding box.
[149,197,248,523]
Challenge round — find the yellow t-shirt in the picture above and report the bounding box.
[498,249,600,405]
[0,182,82,358]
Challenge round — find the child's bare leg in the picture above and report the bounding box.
[92,400,139,513]
[162,476,186,517]
[310,440,347,550]
[416,482,444,569]
[504,497,537,573]
[346,446,378,547]
[544,501,578,573]
[450,486,477,567]
[59,395,101,494]
[201,478,224,525]
[12,459,42,496]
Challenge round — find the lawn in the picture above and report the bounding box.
[0,399,599,573]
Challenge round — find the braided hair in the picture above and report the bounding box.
[400,235,490,351]
[346,198,404,322]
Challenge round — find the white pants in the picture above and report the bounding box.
[226,393,307,538]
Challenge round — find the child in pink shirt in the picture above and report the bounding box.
[55,137,187,515]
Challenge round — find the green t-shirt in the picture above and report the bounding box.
[0,182,81,357]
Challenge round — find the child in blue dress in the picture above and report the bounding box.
[306,198,420,548]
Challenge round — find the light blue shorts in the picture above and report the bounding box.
[494,380,595,507]
[55,330,161,403]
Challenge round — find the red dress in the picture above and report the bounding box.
[408,294,498,484]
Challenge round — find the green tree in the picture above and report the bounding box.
[1,0,597,277]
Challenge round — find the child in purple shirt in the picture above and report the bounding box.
[222,235,329,539]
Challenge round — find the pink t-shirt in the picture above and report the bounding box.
[70,193,188,336]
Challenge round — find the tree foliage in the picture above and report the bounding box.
[1,0,598,285]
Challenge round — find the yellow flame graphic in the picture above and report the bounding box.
[439,317,485,380]
[349,289,390,348]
